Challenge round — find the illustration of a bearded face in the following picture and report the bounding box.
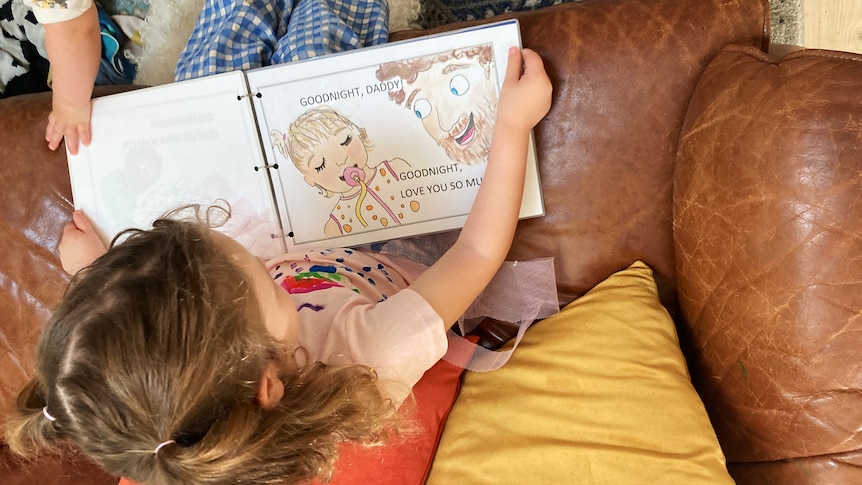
[377,46,497,165]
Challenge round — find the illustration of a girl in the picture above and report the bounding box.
[271,107,419,237]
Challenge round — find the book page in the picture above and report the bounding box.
[67,72,286,257]
[247,20,542,251]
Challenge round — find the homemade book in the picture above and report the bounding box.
[67,19,544,257]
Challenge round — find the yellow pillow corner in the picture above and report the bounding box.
[428,261,732,484]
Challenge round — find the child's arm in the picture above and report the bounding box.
[409,47,552,326]
[42,5,101,156]
[58,210,108,275]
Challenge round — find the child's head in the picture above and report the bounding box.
[6,209,394,484]
[271,108,374,198]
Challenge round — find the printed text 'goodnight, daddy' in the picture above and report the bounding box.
[298,79,403,107]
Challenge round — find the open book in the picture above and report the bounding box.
[67,19,543,257]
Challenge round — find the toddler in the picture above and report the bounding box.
[6,47,551,485]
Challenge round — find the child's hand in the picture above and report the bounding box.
[496,47,553,132]
[59,210,107,275]
[47,100,92,155]
[41,6,100,155]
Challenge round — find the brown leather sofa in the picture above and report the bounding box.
[3,0,861,483]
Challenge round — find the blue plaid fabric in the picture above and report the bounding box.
[175,0,389,81]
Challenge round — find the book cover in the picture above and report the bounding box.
[67,19,542,257]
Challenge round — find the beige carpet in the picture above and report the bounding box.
[770,0,803,45]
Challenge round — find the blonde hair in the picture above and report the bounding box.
[271,108,374,198]
[5,210,397,484]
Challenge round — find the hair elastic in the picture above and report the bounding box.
[42,406,57,422]
[154,439,176,455]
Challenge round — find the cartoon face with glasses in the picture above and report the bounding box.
[376,45,498,165]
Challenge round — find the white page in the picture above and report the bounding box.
[67,71,285,257]
[247,20,543,251]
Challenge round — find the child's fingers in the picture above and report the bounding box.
[61,221,82,243]
[520,49,544,76]
[504,46,524,83]
[46,122,61,151]
[72,209,93,232]
[518,50,549,89]
[522,50,552,103]
[78,122,92,147]
[65,130,80,155]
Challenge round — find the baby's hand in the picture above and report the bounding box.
[59,210,107,275]
[496,47,553,132]
[47,99,92,155]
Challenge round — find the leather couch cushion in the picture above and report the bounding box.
[0,85,137,431]
[392,0,770,308]
[674,45,862,482]
[0,0,773,481]
[0,87,135,484]
[0,91,73,427]
[427,261,732,483]
[1,449,115,485]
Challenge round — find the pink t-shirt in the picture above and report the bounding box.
[267,248,446,405]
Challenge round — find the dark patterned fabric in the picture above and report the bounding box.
[418,0,581,29]
[0,0,49,96]
[0,0,137,97]
[98,0,147,17]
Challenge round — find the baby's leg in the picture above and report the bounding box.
[272,0,389,63]
[174,0,290,81]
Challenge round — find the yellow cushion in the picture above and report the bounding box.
[427,261,732,484]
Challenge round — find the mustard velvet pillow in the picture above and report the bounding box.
[427,261,733,484]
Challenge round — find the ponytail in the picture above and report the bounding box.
[111,361,399,485]
[5,380,65,458]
